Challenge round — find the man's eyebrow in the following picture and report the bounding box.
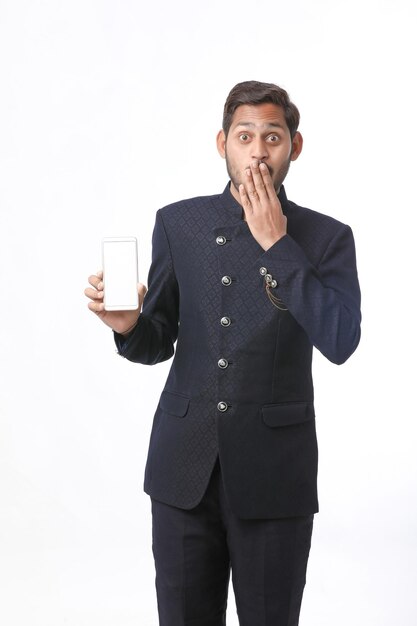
[235,121,284,129]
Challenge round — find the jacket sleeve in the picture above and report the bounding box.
[258,223,361,365]
[113,210,179,365]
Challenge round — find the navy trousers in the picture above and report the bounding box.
[151,461,313,626]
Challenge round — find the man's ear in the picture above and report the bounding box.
[291,131,303,161]
[216,129,226,158]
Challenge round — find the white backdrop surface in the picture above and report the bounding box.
[1,0,416,624]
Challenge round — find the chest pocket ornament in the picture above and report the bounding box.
[259,267,287,311]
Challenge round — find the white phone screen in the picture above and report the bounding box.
[102,237,139,311]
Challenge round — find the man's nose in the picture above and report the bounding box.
[251,138,268,161]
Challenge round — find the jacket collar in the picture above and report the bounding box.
[220,182,290,220]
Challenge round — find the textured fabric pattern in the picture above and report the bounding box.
[114,184,361,518]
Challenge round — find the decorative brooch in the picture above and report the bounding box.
[259,267,287,311]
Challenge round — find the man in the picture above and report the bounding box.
[85,80,361,626]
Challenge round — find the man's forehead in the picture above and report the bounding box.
[234,120,285,130]
[230,103,287,130]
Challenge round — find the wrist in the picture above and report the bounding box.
[119,316,139,337]
[261,231,286,251]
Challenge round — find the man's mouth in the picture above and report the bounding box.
[251,161,273,177]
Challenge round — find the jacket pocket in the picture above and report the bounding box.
[159,391,190,418]
[262,401,315,428]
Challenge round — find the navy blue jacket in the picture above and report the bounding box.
[115,184,361,518]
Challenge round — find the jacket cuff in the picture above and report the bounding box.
[113,315,144,356]
[255,234,311,297]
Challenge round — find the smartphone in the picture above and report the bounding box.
[102,237,139,311]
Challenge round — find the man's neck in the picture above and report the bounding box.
[229,182,242,205]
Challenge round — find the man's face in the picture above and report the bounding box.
[216,103,302,201]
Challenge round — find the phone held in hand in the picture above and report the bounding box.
[102,237,139,311]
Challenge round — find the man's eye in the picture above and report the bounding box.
[239,134,250,141]
[267,135,280,142]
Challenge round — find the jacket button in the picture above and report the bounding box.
[220,316,231,327]
[218,358,229,369]
[259,267,268,276]
[217,401,228,412]
[216,235,226,245]
[270,279,278,288]
[265,273,273,283]
[221,275,232,286]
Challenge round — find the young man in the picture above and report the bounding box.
[85,81,361,625]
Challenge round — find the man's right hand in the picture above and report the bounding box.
[84,270,148,336]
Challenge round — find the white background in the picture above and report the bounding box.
[1,0,416,624]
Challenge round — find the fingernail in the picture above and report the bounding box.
[252,160,258,168]
[260,162,267,170]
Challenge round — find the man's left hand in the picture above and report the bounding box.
[239,161,287,251]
